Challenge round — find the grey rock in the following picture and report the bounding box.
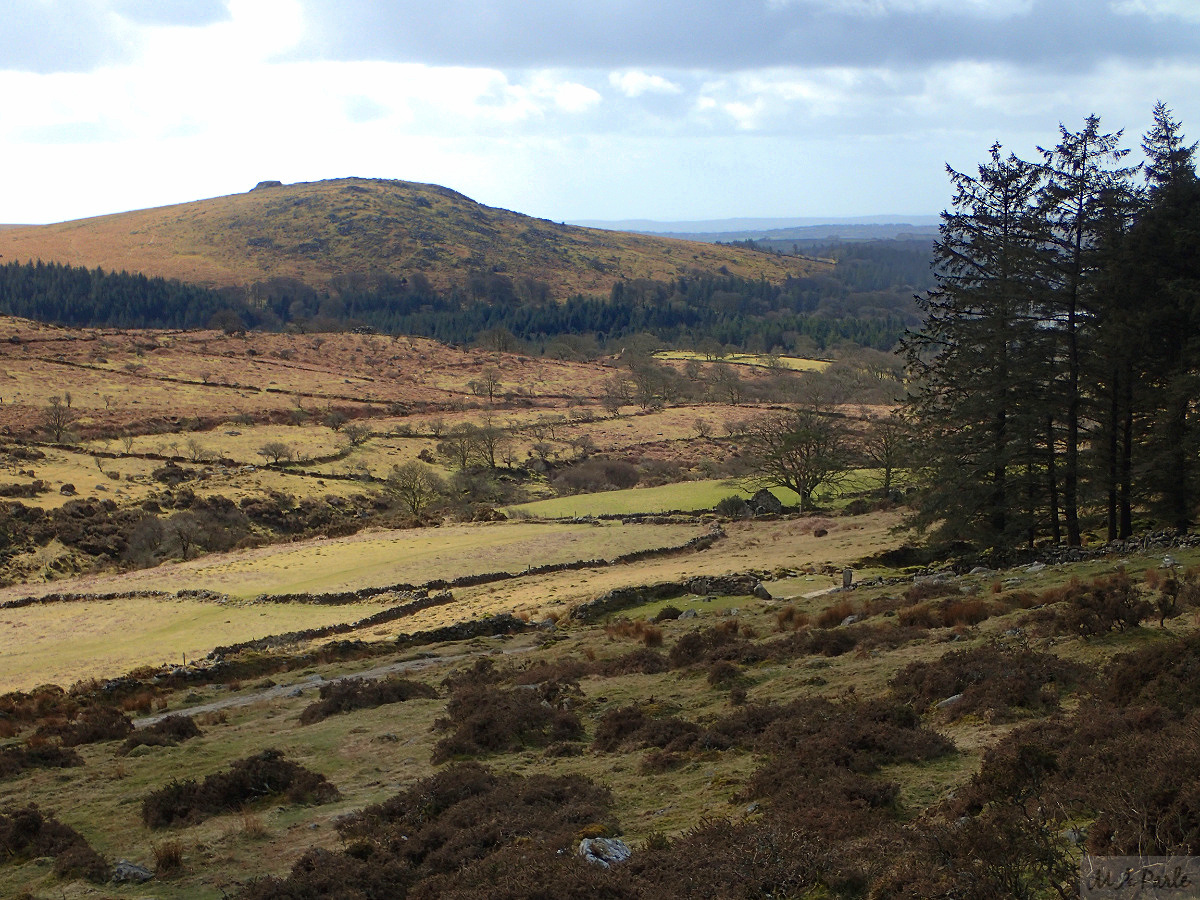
[752,582,772,600]
[1026,562,1046,573]
[680,609,698,619]
[937,693,964,709]
[840,614,860,627]
[578,837,632,868]
[112,860,154,884]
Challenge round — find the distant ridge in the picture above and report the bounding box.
[571,214,941,233]
[0,178,828,297]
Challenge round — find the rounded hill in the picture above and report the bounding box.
[0,178,827,296]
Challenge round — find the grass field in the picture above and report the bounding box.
[0,595,395,693]
[506,470,885,518]
[0,521,708,604]
[655,350,831,371]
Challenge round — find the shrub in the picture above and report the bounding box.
[432,681,583,763]
[592,647,670,677]
[298,676,437,725]
[714,495,751,518]
[707,660,743,687]
[1056,572,1151,636]
[897,602,935,628]
[774,605,808,631]
[142,749,339,828]
[604,618,664,647]
[0,804,107,882]
[592,705,701,754]
[120,714,202,754]
[0,743,83,780]
[1101,632,1200,711]
[890,645,1082,722]
[903,579,961,603]
[152,839,184,873]
[36,704,132,747]
[816,599,855,628]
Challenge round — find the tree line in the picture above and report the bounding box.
[905,103,1199,549]
[0,256,913,354]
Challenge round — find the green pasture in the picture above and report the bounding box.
[656,350,831,372]
[506,470,885,518]
[0,521,709,605]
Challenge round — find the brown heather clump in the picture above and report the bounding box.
[890,645,1083,722]
[0,804,108,883]
[35,704,132,747]
[297,675,437,725]
[774,604,809,631]
[142,749,339,828]
[120,714,202,754]
[0,742,83,780]
[431,679,583,763]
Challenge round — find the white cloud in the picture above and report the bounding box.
[609,71,682,97]
[1112,0,1200,21]
[766,0,1033,16]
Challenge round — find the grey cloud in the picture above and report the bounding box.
[2,1,128,73]
[1,0,230,73]
[293,0,1198,71]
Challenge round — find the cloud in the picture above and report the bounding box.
[1112,0,1200,21]
[111,0,231,27]
[610,71,682,97]
[291,0,1199,72]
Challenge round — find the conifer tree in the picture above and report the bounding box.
[905,145,1047,546]
[1037,116,1138,545]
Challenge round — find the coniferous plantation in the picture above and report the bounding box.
[905,104,1200,550]
[0,258,912,354]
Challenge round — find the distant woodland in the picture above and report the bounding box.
[0,237,929,355]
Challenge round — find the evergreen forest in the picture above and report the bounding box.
[0,241,927,355]
[905,103,1200,548]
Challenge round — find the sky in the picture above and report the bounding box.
[2,0,1198,225]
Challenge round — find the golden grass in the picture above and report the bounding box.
[0,594,395,693]
[0,178,829,296]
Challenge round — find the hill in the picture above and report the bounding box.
[0,179,826,297]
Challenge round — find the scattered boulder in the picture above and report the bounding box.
[578,837,631,868]
[112,860,154,884]
[749,489,783,515]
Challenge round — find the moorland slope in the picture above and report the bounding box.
[0,178,826,295]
